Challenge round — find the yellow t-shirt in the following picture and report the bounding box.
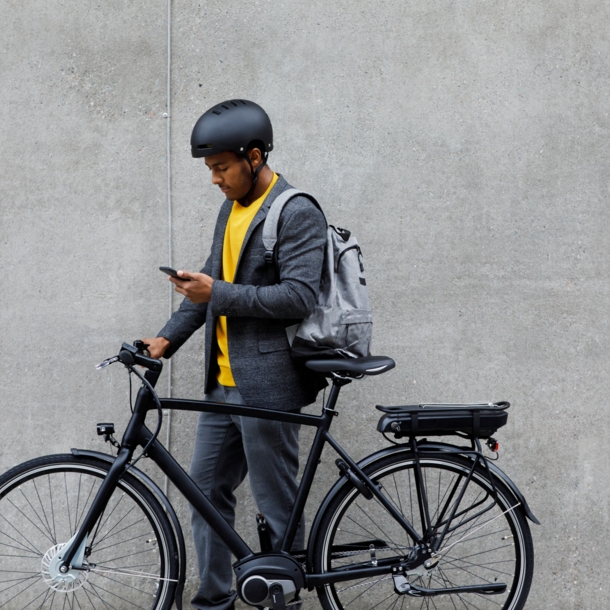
[216,173,279,386]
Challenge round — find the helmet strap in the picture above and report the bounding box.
[237,151,268,206]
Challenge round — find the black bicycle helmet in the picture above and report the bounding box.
[191,99,273,158]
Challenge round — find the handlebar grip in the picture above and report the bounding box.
[134,352,163,372]
[119,342,163,372]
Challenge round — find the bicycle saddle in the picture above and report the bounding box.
[305,356,395,376]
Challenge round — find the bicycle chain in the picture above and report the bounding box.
[333,545,412,558]
[293,544,411,563]
[286,546,410,607]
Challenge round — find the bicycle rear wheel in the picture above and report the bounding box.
[0,454,178,610]
[312,451,533,610]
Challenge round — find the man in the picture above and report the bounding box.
[143,99,326,610]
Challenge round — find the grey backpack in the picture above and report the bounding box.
[263,189,373,359]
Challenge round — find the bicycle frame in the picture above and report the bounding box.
[58,370,517,592]
[59,379,416,586]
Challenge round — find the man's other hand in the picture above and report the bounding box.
[169,270,214,303]
[142,337,170,359]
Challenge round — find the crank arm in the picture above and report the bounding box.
[407,582,507,597]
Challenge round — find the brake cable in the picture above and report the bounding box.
[125,364,164,471]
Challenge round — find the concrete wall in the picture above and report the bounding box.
[2,0,609,607]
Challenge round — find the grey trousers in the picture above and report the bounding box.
[189,383,304,610]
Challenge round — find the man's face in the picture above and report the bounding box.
[205,151,252,201]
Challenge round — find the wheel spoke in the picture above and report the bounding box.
[92,565,177,583]
[74,476,99,533]
[29,478,56,545]
[34,586,56,610]
[87,579,150,610]
[91,570,164,595]
[3,497,54,549]
[93,516,150,551]
[0,572,44,608]
[93,530,156,554]
[0,521,43,558]
[92,495,133,547]
[0,572,40,597]
[82,582,117,610]
[45,475,58,545]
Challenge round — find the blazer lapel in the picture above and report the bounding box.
[234,175,289,276]
[211,199,233,279]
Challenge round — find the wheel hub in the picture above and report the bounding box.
[406,552,439,578]
[41,543,89,592]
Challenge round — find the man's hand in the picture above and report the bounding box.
[142,337,171,359]
[169,270,214,304]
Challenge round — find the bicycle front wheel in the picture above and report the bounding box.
[0,454,178,610]
[312,451,534,610]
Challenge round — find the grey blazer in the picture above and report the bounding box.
[157,175,327,410]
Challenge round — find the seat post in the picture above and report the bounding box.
[323,378,351,412]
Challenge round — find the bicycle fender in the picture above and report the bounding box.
[70,448,187,610]
[479,457,540,524]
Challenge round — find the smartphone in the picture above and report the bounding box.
[159,266,192,281]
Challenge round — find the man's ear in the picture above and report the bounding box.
[248,147,263,169]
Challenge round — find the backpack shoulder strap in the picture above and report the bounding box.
[262,188,325,263]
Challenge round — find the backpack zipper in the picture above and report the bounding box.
[335,244,364,272]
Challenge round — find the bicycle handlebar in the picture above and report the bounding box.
[96,342,163,373]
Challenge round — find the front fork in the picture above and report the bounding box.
[58,446,134,571]
[59,383,152,570]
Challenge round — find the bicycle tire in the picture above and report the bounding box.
[312,451,534,610]
[0,454,178,610]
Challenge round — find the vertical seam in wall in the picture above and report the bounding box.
[164,0,173,497]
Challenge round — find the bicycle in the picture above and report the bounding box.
[0,341,537,610]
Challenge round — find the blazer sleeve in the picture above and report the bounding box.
[209,198,326,319]
[156,253,213,358]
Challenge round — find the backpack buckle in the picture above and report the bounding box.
[335,226,351,241]
[264,250,274,264]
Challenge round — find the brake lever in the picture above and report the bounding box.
[96,355,120,370]
[97,342,161,372]
[132,339,151,357]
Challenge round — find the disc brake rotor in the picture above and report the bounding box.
[41,543,89,592]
